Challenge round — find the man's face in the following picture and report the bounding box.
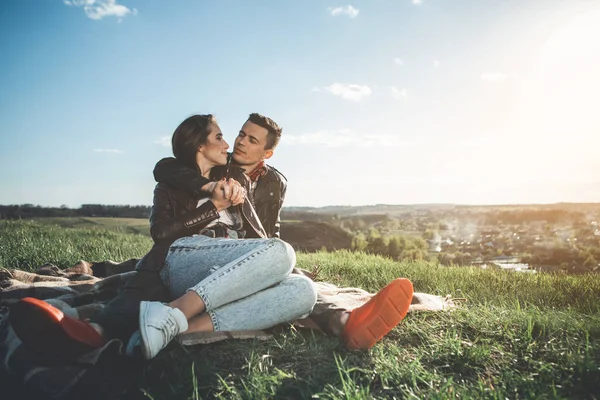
[232,120,273,166]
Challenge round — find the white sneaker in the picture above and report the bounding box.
[139,301,188,360]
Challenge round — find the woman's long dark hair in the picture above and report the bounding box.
[171,114,217,170]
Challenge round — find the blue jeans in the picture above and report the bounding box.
[160,236,317,331]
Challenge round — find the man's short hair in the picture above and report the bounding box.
[247,113,283,150]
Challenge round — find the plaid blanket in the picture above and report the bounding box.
[0,260,138,306]
[0,260,144,399]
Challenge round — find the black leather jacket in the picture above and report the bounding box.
[153,157,287,238]
[150,178,267,245]
[149,183,219,245]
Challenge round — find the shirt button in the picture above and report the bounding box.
[270,192,273,196]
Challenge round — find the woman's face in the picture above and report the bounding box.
[198,123,230,167]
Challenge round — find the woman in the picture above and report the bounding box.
[136,114,317,359]
[11,114,317,361]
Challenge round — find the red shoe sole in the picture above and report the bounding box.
[9,297,105,359]
[342,278,413,349]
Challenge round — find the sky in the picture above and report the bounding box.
[1,0,599,207]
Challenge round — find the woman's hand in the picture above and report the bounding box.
[210,179,246,211]
[226,178,246,206]
[201,181,218,194]
[211,180,233,211]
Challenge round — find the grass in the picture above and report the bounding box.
[26,217,354,251]
[33,216,152,236]
[0,219,152,270]
[1,219,600,399]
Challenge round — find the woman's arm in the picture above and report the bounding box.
[149,183,230,245]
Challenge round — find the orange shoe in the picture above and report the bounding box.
[341,278,413,349]
[9,297,106,359]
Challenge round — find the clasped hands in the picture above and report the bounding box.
[203,178,246,211]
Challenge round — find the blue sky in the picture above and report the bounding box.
[1,0,599,207]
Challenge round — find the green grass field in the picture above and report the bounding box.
[1,219,599,399]
[33,216,152,236]
[27,216,355,252]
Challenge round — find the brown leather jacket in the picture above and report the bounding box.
[150,178,267,245]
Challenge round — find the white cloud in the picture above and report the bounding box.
[310,87,321,92]
[155,136,171,148]
[64,0,137,21]
[412,0,423,5]
[433,59,440,68]
[481,72,508,82]
[393,57,404,66]
[324,83,372,101]
[283,129,415,148]
[328,5,360,18]
[93,148,124,154]
[391,86,408,100]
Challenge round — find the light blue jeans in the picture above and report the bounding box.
[160,236,317,331]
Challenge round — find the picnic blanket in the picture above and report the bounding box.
[0,260,460,399]
[0,260,458,342]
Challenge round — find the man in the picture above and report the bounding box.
[153,113,414,350]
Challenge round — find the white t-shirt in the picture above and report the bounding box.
[196,197,243,230]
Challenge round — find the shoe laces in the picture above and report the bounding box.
[161,310,180,341]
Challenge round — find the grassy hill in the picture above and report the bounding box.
[32,216,152,236]
[280,220,353,251]
[23,217,354,253]
[1,220,599,399]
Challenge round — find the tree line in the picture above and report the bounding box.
[0,204,151,219]
[351,229,429,261]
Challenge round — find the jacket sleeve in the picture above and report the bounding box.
[150,184,219,245]
[272,179,287,238]
[153,157,211,199]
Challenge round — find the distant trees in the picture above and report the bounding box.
[351,234,368,252]
[351,231,428,262]
[388,237,401,259]
[521,244,600,274]
[438,253,456,265]
[422,229,437,240]
[368,237,388,256]
[484,210,582,225]
[79,204,151,218]
[0,204,151,220]
[438,251,473,266]
[583,255,597,269]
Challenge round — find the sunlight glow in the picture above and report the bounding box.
[506,8,600,190]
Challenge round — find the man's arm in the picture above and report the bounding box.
[153,157,212,198]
